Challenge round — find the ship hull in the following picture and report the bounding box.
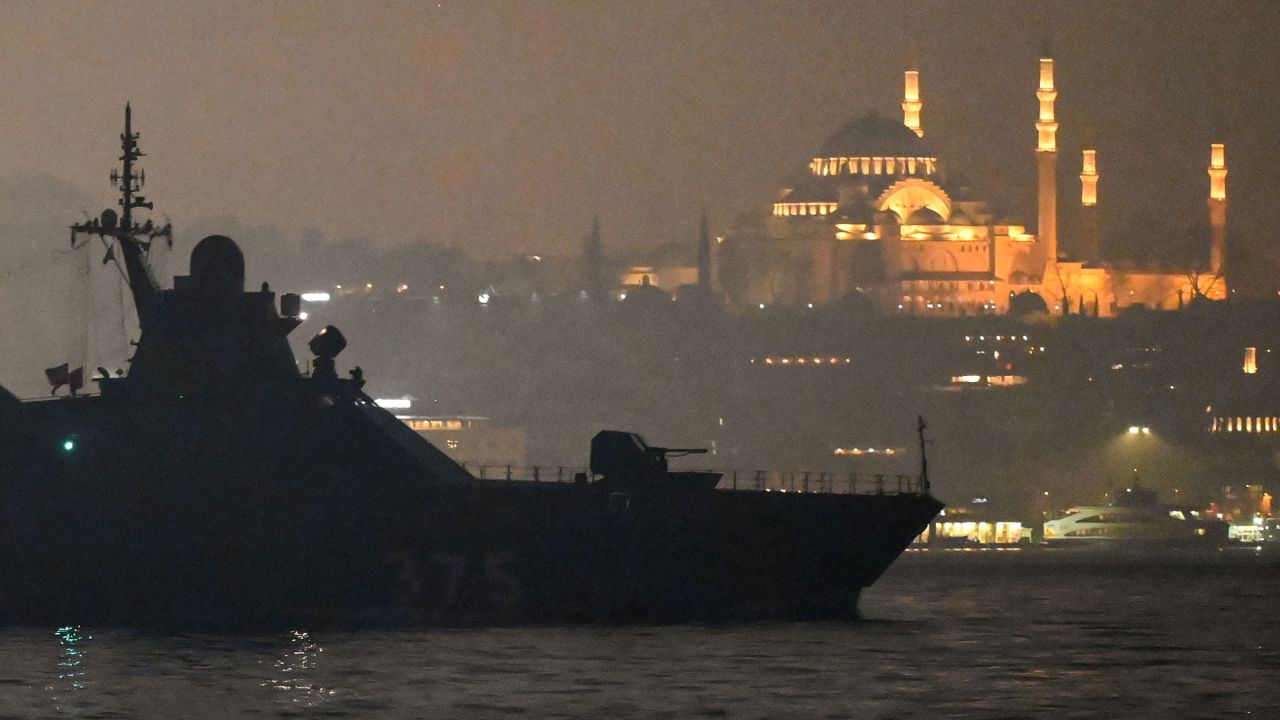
[0,399,939,628]
[0,393,940,629]
[367,481,941,627]
[0,483,939,628]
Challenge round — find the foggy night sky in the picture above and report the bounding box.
[0,0,1277,261]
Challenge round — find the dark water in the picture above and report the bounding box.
[2,549,1276,719]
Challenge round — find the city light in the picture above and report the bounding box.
[834,447,900,456]
[375,397,412,410]
[755,356,852,367]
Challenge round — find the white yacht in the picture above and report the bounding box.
[1043,502,1228,545]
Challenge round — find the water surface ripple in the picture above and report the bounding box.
[0,549,1274,718]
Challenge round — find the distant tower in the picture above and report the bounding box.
[903,70,923,138]
[1208,143,1228,277]
[1079,148,1100,264]
[584,215,605,298]
[1036,55,1059,271]
[697,209,712,293]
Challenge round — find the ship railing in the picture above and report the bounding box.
[461,463,926,496]
[462,463,591,483]
[713,469,925,496]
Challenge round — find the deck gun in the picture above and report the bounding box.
[590,430,720,492]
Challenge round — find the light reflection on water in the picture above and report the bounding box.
[45,625,90,712]
[262,629,335,707]
[0,550,1273,719]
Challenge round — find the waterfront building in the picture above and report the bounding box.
[391,406,528,471]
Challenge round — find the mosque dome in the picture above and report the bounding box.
[819,113,929,157]
[906,207,947,225]
[780,183,835,204]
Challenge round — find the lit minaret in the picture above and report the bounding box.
[1036,56,1059,270]
[1080,149,1098,206]
[697,209,712,293]
[1208,143,1227,276]
[903,70,923,138]
[1080,148,1099,264]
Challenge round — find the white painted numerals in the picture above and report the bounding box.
[388,550,523,610]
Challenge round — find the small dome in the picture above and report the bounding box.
[190,235,245,294]
[780,184,835,204]
[906,207,946,225]
[834,202,873,225]
[623,276,669,306]
[820,113,929,158]
[1008,290,1048,316]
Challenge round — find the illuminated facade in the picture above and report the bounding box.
[717,58,1228,316]
[403,415,528,470]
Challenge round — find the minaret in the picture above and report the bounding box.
[1036,56,1059,270]
[1080,148,1099,264]
[696,209,712,293]
[1208,143,1227,277]
[903,70,923,138]
[584,215,605,298]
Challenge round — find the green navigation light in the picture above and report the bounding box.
[62,438,76,453]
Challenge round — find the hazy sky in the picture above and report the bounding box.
[1,0,1276,260]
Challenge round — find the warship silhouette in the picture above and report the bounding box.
[0,108,941,628]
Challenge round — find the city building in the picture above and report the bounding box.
[377,397,530,471]
[402,414,529,473]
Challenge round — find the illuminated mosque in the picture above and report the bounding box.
[715,54,1229,317]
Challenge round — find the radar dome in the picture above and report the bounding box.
[190,235,245,294]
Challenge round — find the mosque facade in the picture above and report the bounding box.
[715,56,1228,317]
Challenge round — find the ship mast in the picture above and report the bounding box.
[917,415,930,495]
[70,103,172,329]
